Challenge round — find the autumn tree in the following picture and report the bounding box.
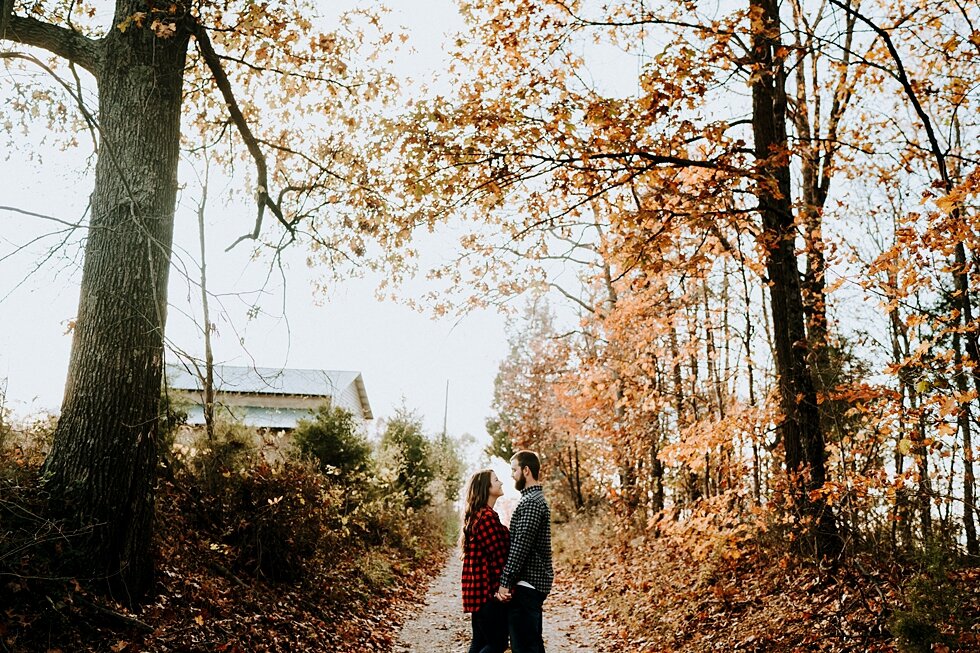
[2,0,394,602]
[370,0,856,553]
[489,298,601,512]
[423,0,977,564]
[833,0,980,552]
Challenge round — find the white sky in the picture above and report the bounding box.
[0,0,513,450]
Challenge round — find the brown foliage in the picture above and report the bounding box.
[0,454,447,652]
[555,513,980,652]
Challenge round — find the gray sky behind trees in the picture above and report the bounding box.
[0,0,513,445]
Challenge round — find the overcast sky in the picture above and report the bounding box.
[0,1,516,451]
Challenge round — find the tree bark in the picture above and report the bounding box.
[650,430,665,514]
[953,331,979,554]
[40,2,190,605]
[749,0,839,558]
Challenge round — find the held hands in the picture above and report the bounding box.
[495,586,512,602]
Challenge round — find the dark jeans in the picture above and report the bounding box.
[469,598,508,653]
[508,585,547,653]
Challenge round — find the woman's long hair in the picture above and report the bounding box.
[458,469,493,552]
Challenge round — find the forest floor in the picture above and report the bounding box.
[394,550,617,653]
[4,454,979,653]
[550,516,980,653]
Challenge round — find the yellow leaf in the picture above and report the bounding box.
[150,20,177,39]
[898,438,912,456]
[117,12,146,33]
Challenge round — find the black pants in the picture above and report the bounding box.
[508,585,547,653]
[469,598,508,653]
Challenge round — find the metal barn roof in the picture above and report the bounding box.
[166,363,373,420]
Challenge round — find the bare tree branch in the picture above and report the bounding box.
[548,282,595,314]
[189,18,293,250]
[827,0,948,186]
[0,204,86,229]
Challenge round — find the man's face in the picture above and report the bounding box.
[511,460,526,491]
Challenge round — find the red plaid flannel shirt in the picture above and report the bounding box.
[461,505,509,613]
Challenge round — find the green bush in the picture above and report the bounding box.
[888,548,964,653]
[187,418,258,477]
[378,409,435,510]
[293,403,372,481]
[429,433,465,503]
[164,406,461,590]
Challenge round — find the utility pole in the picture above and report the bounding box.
[442,379,449,440]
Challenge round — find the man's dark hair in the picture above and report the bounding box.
[511,450,541,480]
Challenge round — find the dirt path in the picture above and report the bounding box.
[394,550,607,652]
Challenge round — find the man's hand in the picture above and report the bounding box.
[495,586,512,602]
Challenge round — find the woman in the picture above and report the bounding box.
[460,469,509,653]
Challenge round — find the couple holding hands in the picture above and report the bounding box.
[460,450,553,653]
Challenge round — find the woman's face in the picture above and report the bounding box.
[488,472,504,498]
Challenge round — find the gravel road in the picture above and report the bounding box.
[394,550,605,652]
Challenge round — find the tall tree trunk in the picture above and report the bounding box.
[914,410,933,543]
[670,321,700,505]
[196,169,218,491]
[884,252,914,551]
[749,0,839,558]
[953,330,978,555]
[790,0,854,390]
[739,244,763,504]
[950,119,979,556]
[41,4,190,604]
[650,427,665,514]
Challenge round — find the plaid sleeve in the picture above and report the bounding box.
[499,498,546,589]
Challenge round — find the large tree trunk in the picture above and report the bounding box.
[749,0,839,558]
[41,2,190,605]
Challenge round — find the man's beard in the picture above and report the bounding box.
[515,476,526,491]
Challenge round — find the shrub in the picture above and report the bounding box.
[428,433,465,503]
[0,415,55,497]
[164,405,461,592]
[377,408,434,510]
[184,417,259,481]
[888,547,965,653]
[293,403,372,481]
[223,461,339,581]
[158,388,188,455]
[0,384,10,454]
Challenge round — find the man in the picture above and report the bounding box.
[495,450,553,653]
